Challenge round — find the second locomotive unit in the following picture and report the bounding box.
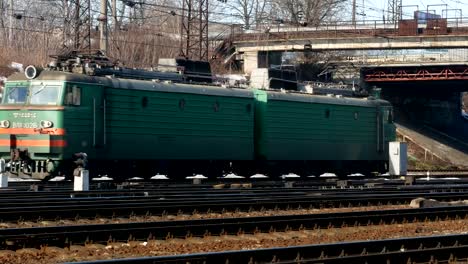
[0,57,396,180]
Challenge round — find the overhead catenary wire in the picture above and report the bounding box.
[0,25,181,50]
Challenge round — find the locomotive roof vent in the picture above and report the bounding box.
[25,65,42,79]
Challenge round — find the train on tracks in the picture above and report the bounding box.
[0,53,396,180]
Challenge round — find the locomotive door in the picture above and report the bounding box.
[90,85,106,149]
[377,106,392,153]
[376,108,384,153]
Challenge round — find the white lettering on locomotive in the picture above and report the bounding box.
[12,112,37,118]
[12,122,39,128]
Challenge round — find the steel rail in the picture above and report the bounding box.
[1,188,467,206]
[67,234,468,264]
[1,191,468,222]
[6,177,468,191]
[0,206,467,250]
[1,183,468,202]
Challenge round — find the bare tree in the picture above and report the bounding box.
[218,0,270,30]
[271,0,346,26]
[0,0,348,71]
[108,0,181,67]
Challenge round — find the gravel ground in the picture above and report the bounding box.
[0,218,467,263]
[0,205,409,228]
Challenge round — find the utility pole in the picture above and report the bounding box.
[8,0,13,44]
[352,0,356,26]
[99,0,108,53]
[69,0,91,52]
[387,0,402,23]
[180,0,209,61]
[112,0,118,31]
[74,0,80,50]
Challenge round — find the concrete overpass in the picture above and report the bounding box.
[219,19,468,74]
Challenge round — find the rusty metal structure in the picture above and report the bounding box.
[363,65,468,82]
[228,18,468,43]
[179,0,209,61]
[386,0,402,23]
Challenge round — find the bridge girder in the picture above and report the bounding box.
[363,65,468,82]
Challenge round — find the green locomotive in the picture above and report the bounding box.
[0,65,395,180]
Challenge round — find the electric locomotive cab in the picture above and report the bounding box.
[0,68,68,179]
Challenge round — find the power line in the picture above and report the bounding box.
[0,25,180,50]
[125,0,244,19]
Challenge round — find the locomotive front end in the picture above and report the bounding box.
[0,68,65,179]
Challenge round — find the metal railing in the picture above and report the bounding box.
[231,17,468,42]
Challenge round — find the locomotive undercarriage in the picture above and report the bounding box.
[87,159,389,181]
[5,155,388,181]
[6,149,56,180]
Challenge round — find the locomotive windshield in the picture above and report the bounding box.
[1,84,62,105]
[4,86,28,104]
[30,85,61,105]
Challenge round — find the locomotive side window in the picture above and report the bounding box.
[65,85,81,106]
[179,99,186,110]
[388,109,394,123]
[142,96,149,108]
[246,103,252,113]
[382,109,393,124]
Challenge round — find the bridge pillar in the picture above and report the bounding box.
[243,51,258,75]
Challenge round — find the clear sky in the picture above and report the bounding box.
[352,0,468,21]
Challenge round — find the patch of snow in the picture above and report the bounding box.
[223,173,245,179]
[320,173,337,178]
[151,174,169,180]
[306,175,316,178]
[348,173,365,177]
[128,177,144,180]
[250,174,268,178]
[10,62,24,72]
[49,176,66,182]
[186,174,207,179]
[92,176,113,181]
[281,173,300,179]
[8,177,40,182]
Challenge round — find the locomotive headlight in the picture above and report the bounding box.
[40,120,54,128]
[0,120,10,128]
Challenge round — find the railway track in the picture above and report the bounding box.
[1,185,468,263]
[69,234,468,264]
[0,190,468,223]
[408,170,468,176]
[2,180,468,201]
[1,205,467,250]
[5,172,468,191]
